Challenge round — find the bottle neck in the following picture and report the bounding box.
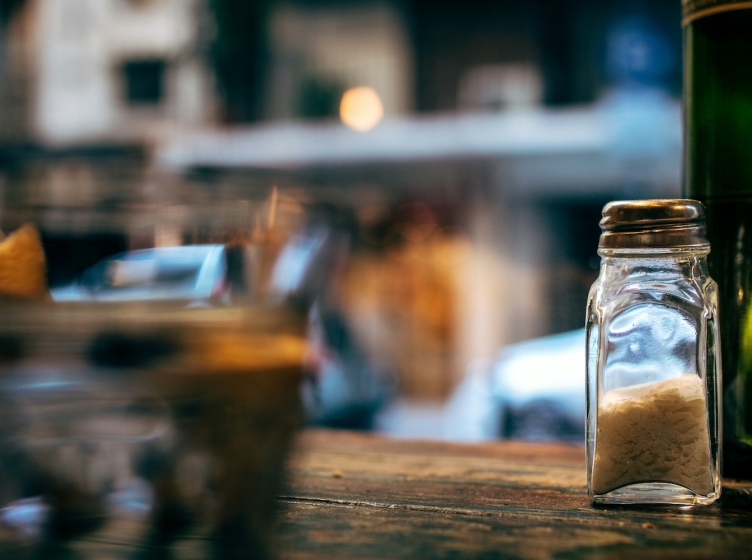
[598,249,710,278]
[598,247,710,259]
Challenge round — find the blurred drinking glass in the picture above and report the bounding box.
[0,194,313,559]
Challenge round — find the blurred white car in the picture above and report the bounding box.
[445,329,586,443]
[49,231,394,430]
[51,245,226,302]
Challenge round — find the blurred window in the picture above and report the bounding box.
[122,0,155,8]
[298,77,344,119]
[121,59,166,105]
[457,64,542,111]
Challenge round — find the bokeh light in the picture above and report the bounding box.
[339,87,384,132]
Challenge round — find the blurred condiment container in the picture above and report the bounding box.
[0,193,311,559]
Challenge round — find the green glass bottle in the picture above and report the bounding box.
[684,0,752,477]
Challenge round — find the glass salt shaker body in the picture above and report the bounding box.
[586,200,722,506]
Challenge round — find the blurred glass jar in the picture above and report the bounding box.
[586,200,722,506]
[0,195,312,558]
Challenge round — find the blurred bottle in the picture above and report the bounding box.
[683,1,752,476]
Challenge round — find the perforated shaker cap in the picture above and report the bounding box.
[598,199,710,250]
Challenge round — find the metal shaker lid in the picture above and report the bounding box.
[599,199,710,250]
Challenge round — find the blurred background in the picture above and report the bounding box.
[0,0,682,442]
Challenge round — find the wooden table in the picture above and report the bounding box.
[17,428,752,559]
[277,429,752,559]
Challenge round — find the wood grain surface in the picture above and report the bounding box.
[23,429,752,559]
[276,429,752,560]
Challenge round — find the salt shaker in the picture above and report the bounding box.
[586,200,722,506]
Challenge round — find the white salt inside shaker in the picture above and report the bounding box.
[592,375,712,496]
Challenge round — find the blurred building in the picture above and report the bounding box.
[0,0,684,134]
[0,0,32,143]
[0,0,217,286]
[264,2,412,121]
[1,0,685,403]
[32,0,214,144]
